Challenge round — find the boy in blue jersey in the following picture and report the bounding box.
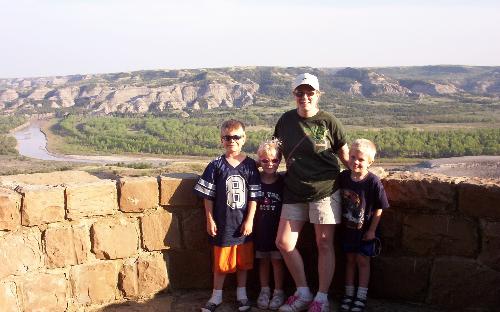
[338,139,389,312]
[194,119,262,312]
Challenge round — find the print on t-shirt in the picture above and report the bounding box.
[301,122,330,151]
[341,189,365,229]
[226,175,246,209]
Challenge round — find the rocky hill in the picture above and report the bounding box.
[0,66,498,115]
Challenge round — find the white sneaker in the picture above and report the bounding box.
[269,292,286,310]
[307,300,330,312]
[278,294,312,312]
[257,290,271,309]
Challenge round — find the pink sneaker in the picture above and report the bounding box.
[307,300,330,312]
[278,295,312,312]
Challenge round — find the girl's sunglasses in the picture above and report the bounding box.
[260,158,280,164]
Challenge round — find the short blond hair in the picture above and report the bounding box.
[351,139,377,162]
[257,138,282,160]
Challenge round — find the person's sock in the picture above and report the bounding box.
[313,291,328,303]
[209,289,223,305]
[345,285,355,297]
[260,286,271,294]
[357,287,368,300]
[273,288,284,295]
[236,287,248,301]
[296,287,313,299]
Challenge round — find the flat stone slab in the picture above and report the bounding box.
[93,290,442,312]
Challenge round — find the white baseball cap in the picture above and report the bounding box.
[292,73,319,91]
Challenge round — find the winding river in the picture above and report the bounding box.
[12,122,170,164]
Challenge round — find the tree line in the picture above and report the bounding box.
[52,116,499,158]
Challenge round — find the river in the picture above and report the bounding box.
[12,122,173,165]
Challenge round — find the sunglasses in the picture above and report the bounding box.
[294,90,316,98]
[222,135,243,141]
[260,158,280,164]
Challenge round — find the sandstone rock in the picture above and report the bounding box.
[181,208,210,251]
[402,214,478,257]
[428,257,500,309]
[137,253,169,296]
[43,224,90,268]
[0,89,18,102]
[70,262,119,305]
[0,281,20,312]
[53,86,80,107]
[140,209,181,251]
[166,250,211,289]
[27,87,51,100]
[458,180,500,219]
[20,272,67,312]
[0,188,21,231]
[0,228,43,279]
[118,177,159,213]
[91,218,139,259]
[159,175,198,206]
[378,209,403,254]
[478,221,500,271]
[383,172,457,213]
[371,256,431,301]
[66,181,118,220]
[119,259,138,298]
[18,185,65,226]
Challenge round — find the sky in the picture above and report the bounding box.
[1,0,499,78]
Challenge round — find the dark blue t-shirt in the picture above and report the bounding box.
[338,170,389,232]
[194,155,262,247]
[254,175,284,252]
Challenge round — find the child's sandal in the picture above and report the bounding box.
[201,301,220,312]
[350,298,366,312]
[237,299,251,312]
[340,295,354,311]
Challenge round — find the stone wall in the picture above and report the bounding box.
[0,171,499,311]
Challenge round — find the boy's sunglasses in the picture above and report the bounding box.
[222,135,243,141]
[260,158,280,164]
[293,90,316,98]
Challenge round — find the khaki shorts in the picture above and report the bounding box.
[281,190,342,224]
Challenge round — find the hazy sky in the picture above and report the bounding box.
[1,0,499,78]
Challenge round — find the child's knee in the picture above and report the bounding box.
[356,254,370,267]
[316,236,333,253]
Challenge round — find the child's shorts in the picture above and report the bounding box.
[280,190,342,224]
[255,250,282,259]
[213,242,254,273]
[342,229,381,257]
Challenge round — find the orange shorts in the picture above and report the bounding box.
[213,242,254,273]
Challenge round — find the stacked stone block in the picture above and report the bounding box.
[371,172,500,310]
[1,171,499,310]
[0,175,207,311]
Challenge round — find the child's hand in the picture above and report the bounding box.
[241,219,253,236]
[207,219,217,237]
[363,230,376,241]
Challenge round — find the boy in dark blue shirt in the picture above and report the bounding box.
[338,139,389,312]
[194,119,261,312]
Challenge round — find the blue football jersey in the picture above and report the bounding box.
[194,155,262,246]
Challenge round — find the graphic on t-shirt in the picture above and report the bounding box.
[226,175,246,209]
[341,189,365,229]
[260,191,281,212]
[302,123,329,150]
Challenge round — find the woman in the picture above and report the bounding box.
[274,73,349,312]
